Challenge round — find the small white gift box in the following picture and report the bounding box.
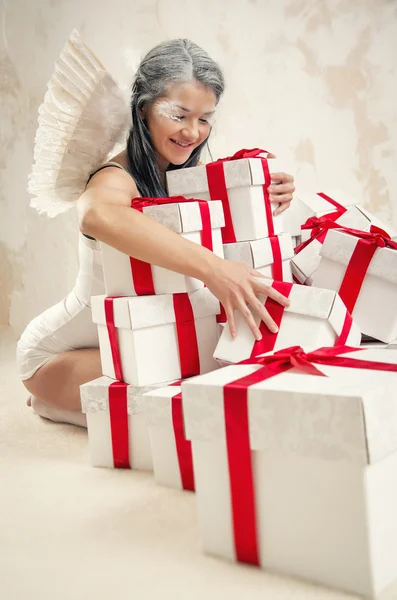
[80,375,161,470]
[222,233,294,282]
[166,154,283,242]
[182,347,397,598]
[291,205,394,285]
[139,383,195,491]
[214,282,361,364]
[91,288,220,387]
[101,198,224,296]
[312,228,397,343]
[283,189,358,237]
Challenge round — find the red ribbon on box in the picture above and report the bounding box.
[336,226,397,313]
[251,281,293,357]
[170,381,195,491]
[129,196,213,295]
[104,297,124,381]
[172,293,201,379]
[316,192,347,214]
[224,344,397,565]
[107,381,130,469]
[206,148,274,243]
[295,213,344,254]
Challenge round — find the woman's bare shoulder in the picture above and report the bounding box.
[86,150,138,199]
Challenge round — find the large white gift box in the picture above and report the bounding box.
[292,205,395,285]
[139,383,195,491]
[166,152,283,242]
[101,198,224,296]
[80,375,161,470]
[214,282,361,364]
[91,288,220,386]
[182,347,397,598]
[283,189,357,237]
[312,228,397,343]
[223,233,294,282]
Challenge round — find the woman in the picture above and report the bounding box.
[17,39,295,427]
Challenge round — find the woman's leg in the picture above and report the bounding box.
[23,348,102,427]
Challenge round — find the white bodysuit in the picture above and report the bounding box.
[16,161,125,381]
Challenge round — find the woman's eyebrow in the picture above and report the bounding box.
[176,105,215,115]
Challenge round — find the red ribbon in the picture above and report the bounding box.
[250,281,293,357]
[104,297,124,381]
[295,213,344,254]
[206,148,274,243]
[269,236,283,280]
[335,310,354,346]
[225,343,397,564]
[172,293,201,379]
[169,381,195,491]
[317,192,347,214]
[129,196,213,295]
[334,226,397,314]
[108,381,130,468]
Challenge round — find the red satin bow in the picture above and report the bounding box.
[295,214,345,253]
[241,344,397,374]
[213,148,270,163]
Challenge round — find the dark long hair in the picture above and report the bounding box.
[126,39,224,197]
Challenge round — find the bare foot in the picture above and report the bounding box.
[29,396,87,428]
[27,396,32,407]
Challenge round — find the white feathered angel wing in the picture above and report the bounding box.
[28,30,131,218]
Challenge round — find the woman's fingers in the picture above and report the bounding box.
[236,299,262,341]
[273,200,291,215]
[224,303,237,339]
[268,183,294,196]
[246,293,279,334]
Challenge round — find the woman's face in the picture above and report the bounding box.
[144,80,217,170]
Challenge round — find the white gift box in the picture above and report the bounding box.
[166,157,283,242]
[91,288,220,386]
[101,199,224,296]
[182,348,397,598]
[292,205,393,285]
[312,228,397,343]
[214,283,361,364]
[80,375,160,470]
[139,383,195,490]
[222,233,294,282]
[283,189,358,237]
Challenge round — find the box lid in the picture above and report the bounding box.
[182,348,397,465]
[319,229,397,284]
[80,375,167,414]
[223,233,294,268]
[140,385,182,426]
[166,158,281,196]
[140,198,224,233]
[91,287,220,330]
[297,190,358,216]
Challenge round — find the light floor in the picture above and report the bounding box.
[0,326,393,600]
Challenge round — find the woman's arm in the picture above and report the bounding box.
[78,167,289,339]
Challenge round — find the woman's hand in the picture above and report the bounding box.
[265,152,295,216]
[268,171,295,216]
[204,257,290,341]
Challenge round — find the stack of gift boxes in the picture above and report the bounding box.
[80,150,397,599]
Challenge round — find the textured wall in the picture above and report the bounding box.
[1,0,396,334]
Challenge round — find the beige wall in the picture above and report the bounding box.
[1,0,396,334]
